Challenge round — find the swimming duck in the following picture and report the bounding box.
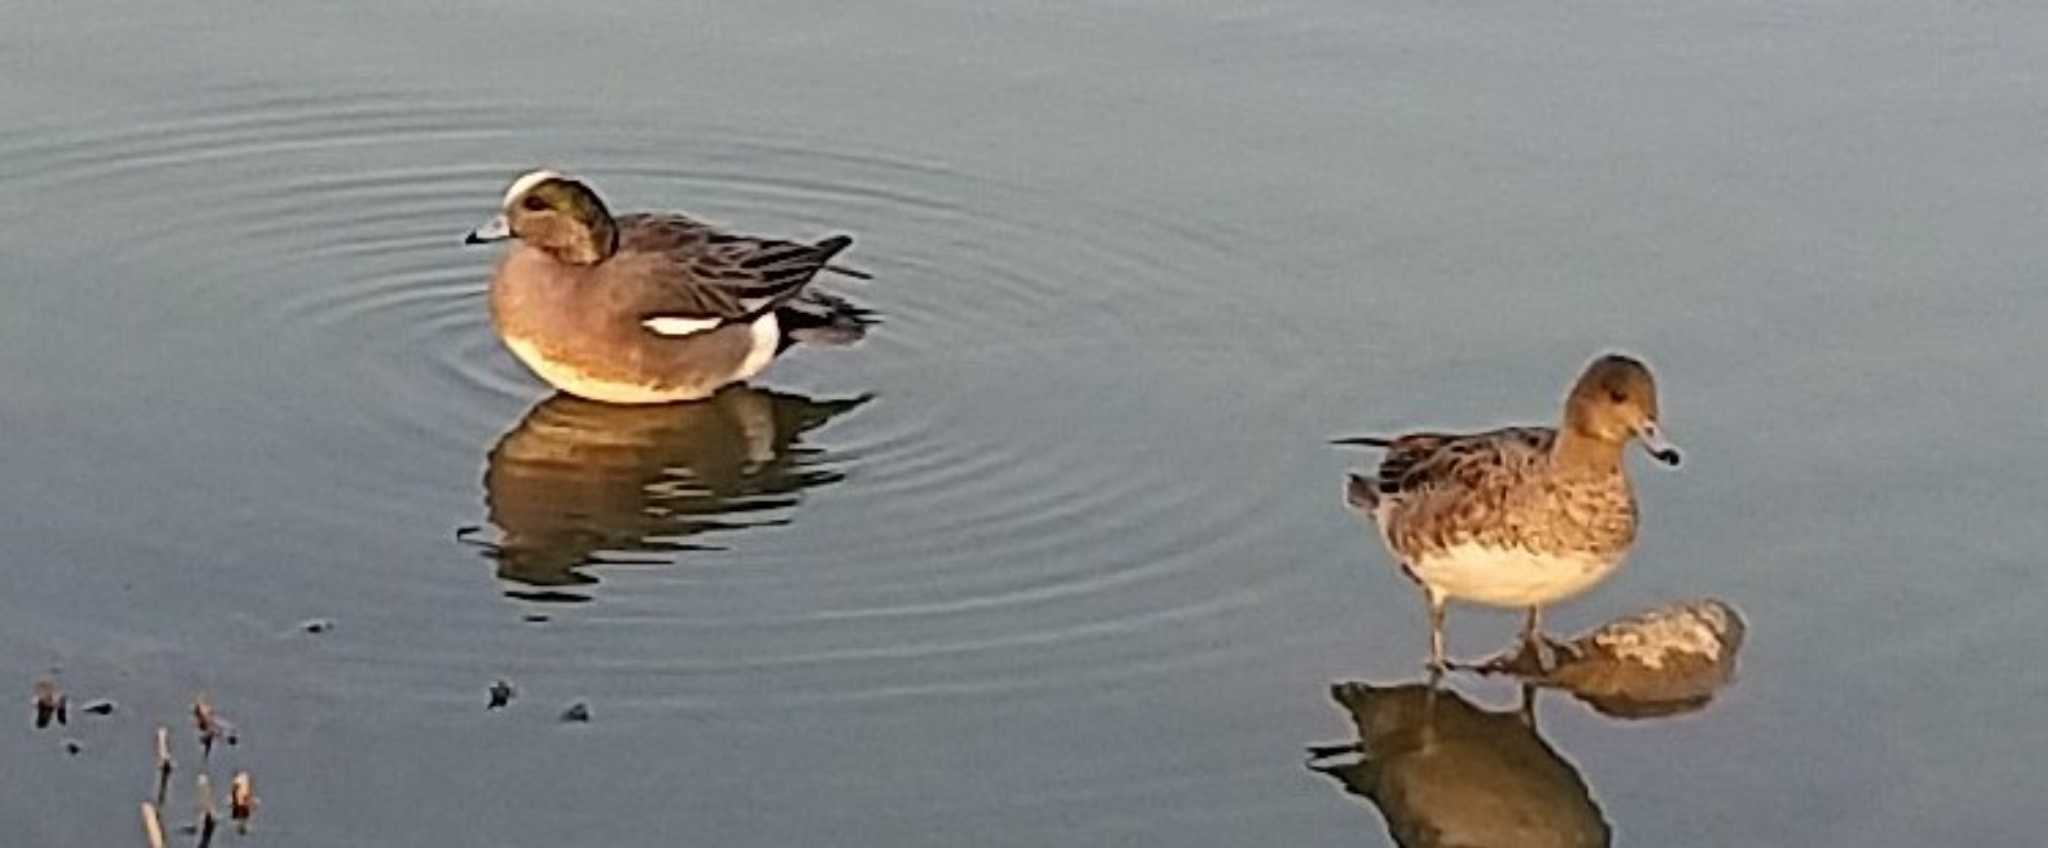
[465,170,872,404]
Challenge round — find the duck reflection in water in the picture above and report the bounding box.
[1311,681,1611,848]
[1308,600,1744,847]
[467,386,869,601]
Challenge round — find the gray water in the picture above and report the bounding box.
[4,2,2045,845]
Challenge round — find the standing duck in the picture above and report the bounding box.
[1339,354,1682,672]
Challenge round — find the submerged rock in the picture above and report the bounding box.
[1538,599,1746,718]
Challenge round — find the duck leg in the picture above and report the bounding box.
[1472,606,1561,676]
[1423,585,1448,675]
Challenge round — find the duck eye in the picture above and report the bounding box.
[1608,389,1628,403]
[521,195,549,212]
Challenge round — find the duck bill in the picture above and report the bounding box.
[464,214,511,245]
[1636,420,1682,467]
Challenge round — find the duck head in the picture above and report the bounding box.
[1562,353,1681,467]
[465,169,619,266]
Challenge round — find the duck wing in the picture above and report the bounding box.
[613,213,854,332]
[1339,427,1554,499]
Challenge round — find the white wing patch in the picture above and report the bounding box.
[642,316,723,337]
[503,169,565,207]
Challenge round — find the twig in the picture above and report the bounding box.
[153,726,174,808]
[194,774,217,848]
[140,801,166,848]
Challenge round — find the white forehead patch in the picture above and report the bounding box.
[502,169,566,207]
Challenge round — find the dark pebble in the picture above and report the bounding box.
[488,679,515,710]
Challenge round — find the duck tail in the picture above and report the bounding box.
[1330,435,1394,448]
[777,289,876,351]
[811,235,873,280]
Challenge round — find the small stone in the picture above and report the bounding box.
[488,679,515,711]
[61,738,84,755]
[298,618,334,634]
[559,701,591,723]
[80,698,117,716]
[193,696,237,756]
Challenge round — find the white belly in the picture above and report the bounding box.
[500,313,781,405]
[502,336,705,403]
[1408,543,1623,608]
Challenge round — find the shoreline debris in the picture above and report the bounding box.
[192,773,218,847]
[33,676,67,728]
[141,801,166,848]
[192,696,238,759]
[154,726,175,807]
[230,771,257,833]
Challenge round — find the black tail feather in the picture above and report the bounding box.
[776,289,876,352]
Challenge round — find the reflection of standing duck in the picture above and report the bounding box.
[474,387,868,599]
[1311,682,1611,848]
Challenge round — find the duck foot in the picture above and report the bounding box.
[1461,635,1570,678]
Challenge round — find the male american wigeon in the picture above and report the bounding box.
[464,170,873,404]
[1336,354,1683,673]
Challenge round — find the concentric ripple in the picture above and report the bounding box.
[0,89,1332,712]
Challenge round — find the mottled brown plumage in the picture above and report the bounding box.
[1361,427,1637,561]
[1338,354,1682,672]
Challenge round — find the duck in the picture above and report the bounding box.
[1337,354,1682,673]
[464,169,873,404]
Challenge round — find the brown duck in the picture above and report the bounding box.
[465,170,872,404]
[1338,354,1682,672]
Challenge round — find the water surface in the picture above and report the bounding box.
[4,2,2045,845]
